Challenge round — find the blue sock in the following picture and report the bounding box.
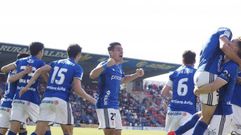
[192,120,208,135]
[45,130,51,135]
[7,130,16,135]
[175,113,200,135]
[19,131,27,135]
[31,132,37,135]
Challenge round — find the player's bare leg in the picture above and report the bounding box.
[34,121,49,135]
[8,121,21,134]
[104,129,115,135]
[114,129,121,135]
[60,124,73,135]
[200,104,216,124]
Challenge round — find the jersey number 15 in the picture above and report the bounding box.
[50,67,68,85]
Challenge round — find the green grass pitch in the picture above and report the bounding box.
[27,126,166,135]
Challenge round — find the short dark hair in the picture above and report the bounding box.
[29,42,44,56]
[108,42,121,51]
[67,44,82,58]
[183,50,196,65]
[17,52,30,59]
[236,39,241,58]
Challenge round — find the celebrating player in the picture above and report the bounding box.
[20,44,96,135]
[90,42,144,135]
[161,50,197,135]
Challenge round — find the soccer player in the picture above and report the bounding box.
[195,39,241,134]
[0,53,31,135]
[161,50,197,135]
[230,71,241,135]
[89,42,144,135]
[191,27,241,135]
[4,42,48,135]
[168,38,241,135]
[20,44,96,135]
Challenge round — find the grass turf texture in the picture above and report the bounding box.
[26,126,166,135]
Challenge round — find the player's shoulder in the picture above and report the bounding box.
[17,56,30,62]
[98,60,108,66]
[75,63,83,71]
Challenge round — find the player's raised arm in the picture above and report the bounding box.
[19,65,51,96]
[72,78,96,104]
[1,62,16,73]
[90,58,116,79]
[121,68,144,84]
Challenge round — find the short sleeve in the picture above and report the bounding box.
[218,62,237,82]
[74,65,83,80]
[169,71,176,81]
[15,59,20,68]
[166,80,173,88]
[48,61,56,68]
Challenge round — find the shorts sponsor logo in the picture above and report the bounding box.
[13,100,25,104]
[207,128,216,135]
[167,111,182,116]
[42,100,59,105]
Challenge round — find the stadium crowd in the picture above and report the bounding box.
[0,74,170,127]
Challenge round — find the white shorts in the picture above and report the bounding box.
[96,108,122,129]
[165,110,193,135]
[38,97,74,125]
[11,100,39,123]
[231,104,241,134]
[205,115,232,135]
[194,71,218,106]
[0,107,11,128]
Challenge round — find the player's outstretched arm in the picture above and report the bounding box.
[122,68,144,84]
[90,58,116,79]
[72,78,96,104]
[8,66,32,83]
[1,62,16,73]
[194,77,227,96]
[19,65,51,96]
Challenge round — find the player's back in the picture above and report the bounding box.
[14,56,45,105]
[169,65,197,114]
[44,58,83,102]
[198,27,232,74]
[0,70,17,108]
[215,60,238,115]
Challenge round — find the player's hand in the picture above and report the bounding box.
[135,68,144,77]
[23,66,32,74]
[107,58,116,67]
[194,86,200,96]
[19,87,28,97]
